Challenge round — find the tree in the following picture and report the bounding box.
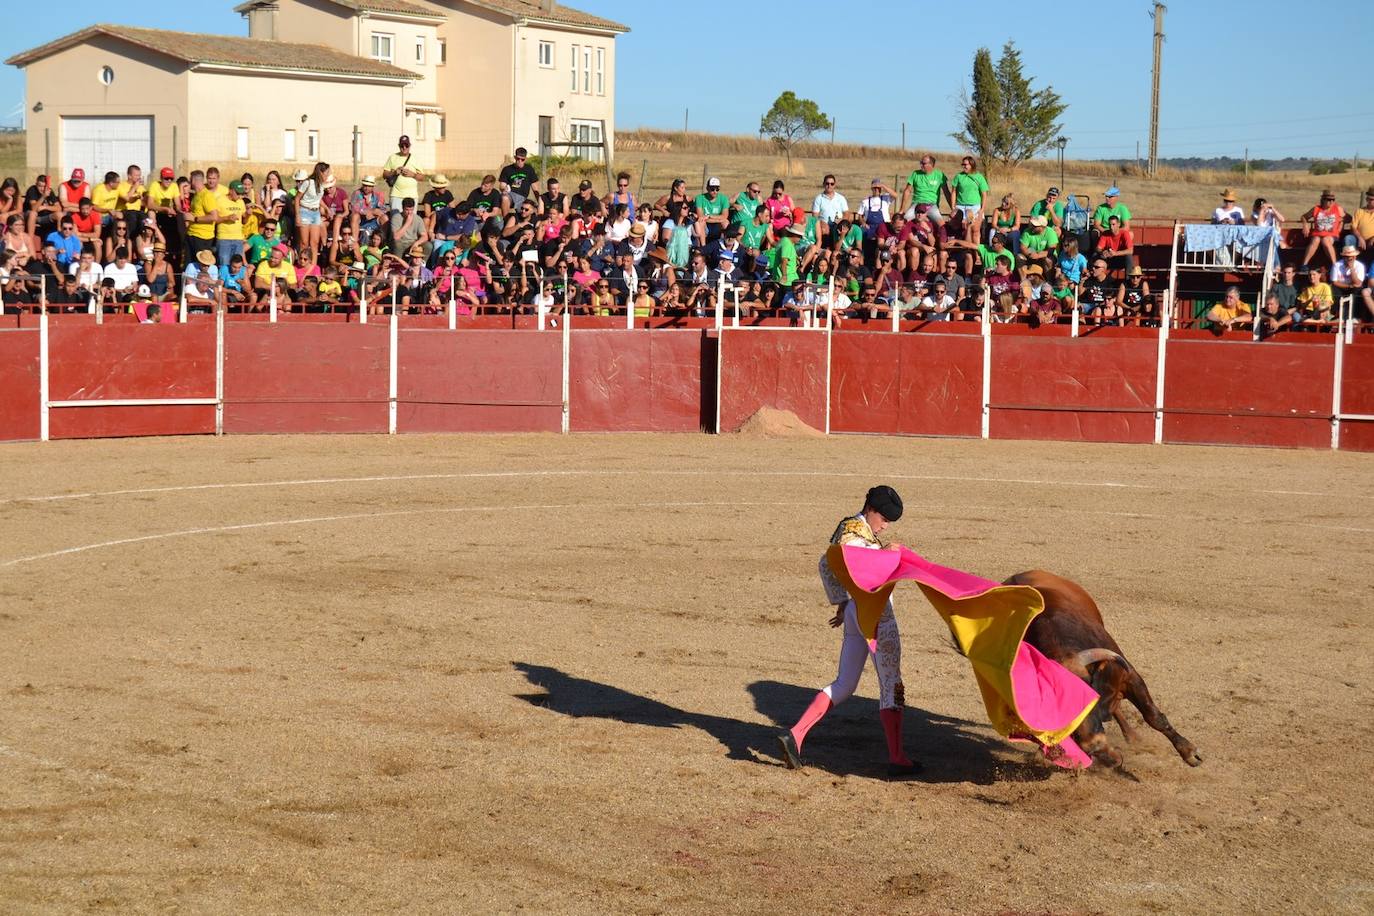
[760,91,831,177]
[952,41,1066,173]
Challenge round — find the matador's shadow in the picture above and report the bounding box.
[512,663,1052,784]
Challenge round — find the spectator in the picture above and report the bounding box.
[1206,286,1253,331]
[606,171,635,212]
[1057,237,1087,288]
[899,155,950,223]
[1256,290,1293,338]
[1019,215,1059,271]
[220,253,253,308]
[1301,189,1344,269]
[1029,186,1064,231]
[731,180,763,228]
[764,180,795,233]
[351,176,388,240]
[186,169,219,263]
[1350,186,1374,268]
[1251,197,1287,253]
[1120,266,1154,325]
[295,162,330,254]
[1212,189,1245,225]
[47,218,81,267]
[695,177,730,243]
[540,177,569,217]
[186,249,219,284]
[1331,245,1367,299]
[920,279,958,321]
[144,243,174,299]
[571,179,600,218]
[857,179,894,247]
[90,170,122,231]
[24,174,62,239]
[254,244,297,302]
[71,197,100,245]
[2,215,31,267]
[146,168,180,256]
[382,134,425,212]
[117,164,147,237]
[950,156,989,243]
[1295,265,1333,325]
[653,177,689,221]
[69,248,101,298]
[499,148,539,209]
[812,174,848,237]
[320,173,350,243]
[1095,215,1135,273]
[101,246,139,300]
[142,300,163,325]
[1273,264,1299,315]
[992,193,1021,252]
[1079,259,1118,322]
[466,174,504,214]
[58,169,88,217]
[419,174,451,234]
[217,181,248,268]
[1092,186,1132,232]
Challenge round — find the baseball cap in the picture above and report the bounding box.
[871,177,883,187]
[160,167,175,179]
[1047,186,1060,195]
[71,168,85,182]
[578,179,593,191]
[398,134,411,146]
[707,176,721,188]
[229,181,246,194]
[1105,186,1121,197]
[272,243,290,257]
[135,284,152,299]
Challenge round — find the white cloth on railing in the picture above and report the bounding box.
[1183,224,1277,266]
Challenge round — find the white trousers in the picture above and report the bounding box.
[823,599,904,710]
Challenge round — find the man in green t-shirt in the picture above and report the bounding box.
[1092,186,1132,232]
[772,224,800,286]
[950,156,989,242]
[731,181,763,227]
[1018,215,1060,269]
[898,155,951,224]
[694,177,731,242]
[740,204,771,250]
[1028,186,1066,229]
[975,234,1016,272]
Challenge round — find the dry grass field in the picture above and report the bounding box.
[1,432,1372,914]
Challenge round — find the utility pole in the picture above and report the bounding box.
[1244,147,1249,180]
[684,108,689,133]
[901,122,906,152]
[1148,2,1166,176]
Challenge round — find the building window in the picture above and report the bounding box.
[538,41,554,68]
[437,116,446,141]
[582,46,591,94]
[415,35,425,65]
[236,127,250,159]
[98,66,115,86]
[283,129,296,161]
[570,43,579,92]
[414,115,424,141]
[307,130,319,160]
[437,38,446,65]
[595,47,604,95]
[570,119,602,163]
[370,32,394,63]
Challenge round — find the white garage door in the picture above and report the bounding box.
[62,116,153,181]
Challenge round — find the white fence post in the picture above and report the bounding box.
[980,288,991,440]
[359,277,368,324]
[1154,290,1171,445]
[39,308,49,442]
[1332,302,1345,450]
[269,281,278,323]
[215,304,224,436]
[388,305,398,435]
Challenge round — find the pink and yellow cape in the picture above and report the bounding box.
[826,544,1100,768]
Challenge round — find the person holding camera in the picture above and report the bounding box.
[382,135,426,213]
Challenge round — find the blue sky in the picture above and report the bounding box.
[5,0,1373,160]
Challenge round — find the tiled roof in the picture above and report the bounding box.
[234,0,442,16]
[6,25,417,80]
[466,0,629,33]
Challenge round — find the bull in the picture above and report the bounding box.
[1007,570,1202,769]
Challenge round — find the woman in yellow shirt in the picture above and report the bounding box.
[1296,267,1334,326]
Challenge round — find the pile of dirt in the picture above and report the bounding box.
[733,407,824,438]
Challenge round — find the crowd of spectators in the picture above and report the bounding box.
[1,137,1371,330]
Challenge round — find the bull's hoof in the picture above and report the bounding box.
[1181,747,1203,767]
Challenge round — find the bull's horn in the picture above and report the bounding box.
[1062,648,1121,678]
[1075,648,1121,669]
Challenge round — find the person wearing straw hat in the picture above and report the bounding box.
[421,174,453,234]
[1213,188,1245,226]
[1331,244,1367,298]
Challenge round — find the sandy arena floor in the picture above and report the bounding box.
[0,433,1371,915]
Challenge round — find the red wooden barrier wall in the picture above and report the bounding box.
[568,329,708,432]
[717,329,827,433]
[47,323,216,439]
[396,329,562,433]
[223,323,389,434]
[829,327,982,437]
[0,330,40,442]
[1338,341,1374,452]
[990,326,1158,444]
[1162,338,1334,449]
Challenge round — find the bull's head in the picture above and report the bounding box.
[1062,649,1128,768]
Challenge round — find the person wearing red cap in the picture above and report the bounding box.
[59,169,89,216]
[777,486,921,778]
[147,168,181,263]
